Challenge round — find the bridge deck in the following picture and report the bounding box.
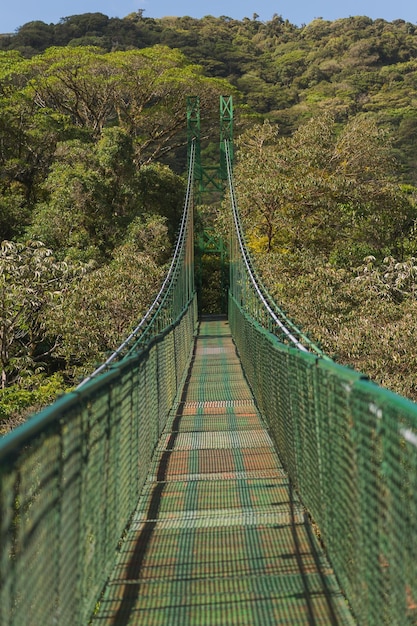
[93,318,355,625]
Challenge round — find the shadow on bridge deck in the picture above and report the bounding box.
[92,318,355,625]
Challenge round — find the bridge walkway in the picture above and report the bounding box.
[92,317,355,625]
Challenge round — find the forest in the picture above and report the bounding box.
[1,11,417,432]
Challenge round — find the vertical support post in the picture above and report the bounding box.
[187,95,233,313]
[220,95,233,180]
[187,96,202,181]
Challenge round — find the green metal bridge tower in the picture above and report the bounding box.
[187,95,233,201]
[187,95,233,314]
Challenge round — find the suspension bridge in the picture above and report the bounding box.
[1,97,417,625]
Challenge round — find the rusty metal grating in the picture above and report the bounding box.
[197,346,229,354]
[157,430,274,451]
[182,399,255,408]
[147,468,287,482]
[174,415,263,432]
[129,507,305,530]
[92,318,355,625]
[135,476,292,517]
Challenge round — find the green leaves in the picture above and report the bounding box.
[0,240,86,387]
[233,113,416,260]
[255,249,417,401]
[0,234,167,388]
[27,132,186,262]
[0,44,234,245]
[20,45,232,162]
[48,240,166,376]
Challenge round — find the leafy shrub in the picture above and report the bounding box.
[255,250,417,401]
[0,372,68,435]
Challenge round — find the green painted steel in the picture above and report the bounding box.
[92,318,355,625]
[191,96,231,314]
[187,95,232,202]
[226,139,417,625]
[2,101,417,626]
[0,144,198,626]
[225,140,326,356]
[187,96,202,182]
[0,304,197,625]
[219,95,233,180]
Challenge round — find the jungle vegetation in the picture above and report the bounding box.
[1,11,417,430]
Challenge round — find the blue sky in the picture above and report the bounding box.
[1,0,416,34]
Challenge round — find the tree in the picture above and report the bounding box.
[27,139,112,261]
[232,113,416,262]
[23,46,234,161]
[27,130,186,261]
[0,44,234,241]
[135,163,186,240]
[254,250,417,401]
[26,46,119,135]
[48,230,168,376]
[11,21,55,53]
[0,240,85,387]
[229,120,288,252]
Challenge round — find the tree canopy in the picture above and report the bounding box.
[2,12,417,180]
[232,114,416,263]
[0,44,233,247]
[0,41,234,430]
[1,11,417,424]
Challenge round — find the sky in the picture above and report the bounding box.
[1,0,416,34]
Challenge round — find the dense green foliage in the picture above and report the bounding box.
[1,10,417,424]
[234,115,415,261]
[229,116,417,401]
[254,251,417,401]
[0,240,86,386]
[0,41,232,430]
[0,372,66,435]
[2,12,417,181]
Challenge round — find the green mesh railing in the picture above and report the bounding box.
[226,139,417,625]
[0,144,197,626]
[3,127,417,626]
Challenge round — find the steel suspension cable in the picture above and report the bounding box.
[78,141,196,387]
[225,139,326,356]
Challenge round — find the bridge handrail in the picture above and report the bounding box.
[226,128,417,624]
[0,141,198,625]
[229,293,417,626]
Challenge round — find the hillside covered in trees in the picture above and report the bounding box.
[1,11,417,430]
[2,11,417,181]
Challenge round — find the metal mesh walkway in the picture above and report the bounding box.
[92,318,355,625]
